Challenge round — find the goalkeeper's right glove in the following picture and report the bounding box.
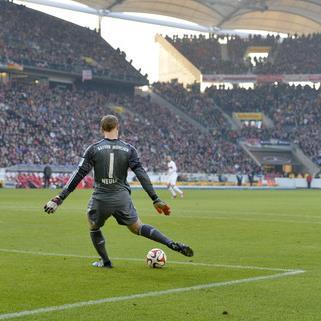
[44,196,63,214]
[153,198,171,216]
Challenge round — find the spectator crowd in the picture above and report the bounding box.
[166,33,321,75]
[153,80,229,131]
[2,1,321,176]
[0,1,144,82]
[0,81,259,174]
[154,81,321,166]
[205,84,321,165]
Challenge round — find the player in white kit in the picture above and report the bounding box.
[166,156,184,198]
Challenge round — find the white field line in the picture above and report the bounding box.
[0,248,301,272]
[0,270,304,320]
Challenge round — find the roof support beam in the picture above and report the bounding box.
[19,0,218,32]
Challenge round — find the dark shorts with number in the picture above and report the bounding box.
[87,192,138,227]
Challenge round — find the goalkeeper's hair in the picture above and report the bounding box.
[101,115,119,132]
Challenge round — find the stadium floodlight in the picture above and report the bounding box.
[19,0,219,33]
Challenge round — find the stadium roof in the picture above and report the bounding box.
[73,0,321,34]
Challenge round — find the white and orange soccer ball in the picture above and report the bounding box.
[146,248,167,268]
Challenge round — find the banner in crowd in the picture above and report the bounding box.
[234,112,262,120]
[82,69,92,82]
[244,138,291,147]
[202,74,321,83]
[113,105,125,113]
[202,74,256,83]
[0,62,24,71]
[260,139,291,146]
[82,56,100,67]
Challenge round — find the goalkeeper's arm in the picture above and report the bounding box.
[44,147,94,214]
[129,147,171,216]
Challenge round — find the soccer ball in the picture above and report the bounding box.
[146,248,167,268]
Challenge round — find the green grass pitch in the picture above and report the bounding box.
[0,189,321,321]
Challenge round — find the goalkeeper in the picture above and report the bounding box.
[44,115,193,268]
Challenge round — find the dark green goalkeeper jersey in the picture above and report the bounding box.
[58,138,158,202]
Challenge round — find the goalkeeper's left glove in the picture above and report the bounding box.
[153,198,171,216]
[44,196,63,214]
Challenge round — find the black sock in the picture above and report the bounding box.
[139,224,172,246]
[90,229,110,264]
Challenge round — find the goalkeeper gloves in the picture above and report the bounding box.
[44,196,63,214]
[153,198,171,216]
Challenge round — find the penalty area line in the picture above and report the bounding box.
[0,248,299,272]
[0,270,304,320]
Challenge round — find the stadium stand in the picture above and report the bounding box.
[165,33,321,75]
[154,82,321,166]
[0,81,259,176]
[165,35,227,74]
[256,33,321,74]
[153,80,230,131]
[2,1,321,186]
[0,1,145,83]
